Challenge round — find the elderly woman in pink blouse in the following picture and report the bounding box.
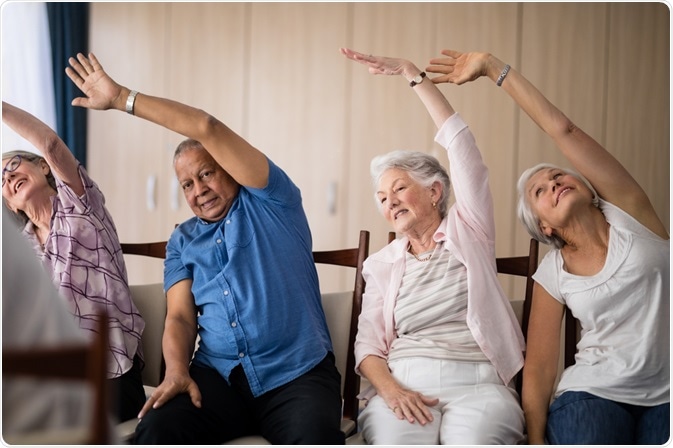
[1,101,145,422]
[340,48,525,445]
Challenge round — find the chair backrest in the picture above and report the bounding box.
[121,241,168,387]
[313,230,370,427]
[3,314,110,444]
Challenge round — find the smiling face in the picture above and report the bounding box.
[525,167,594,236]
[2,154,53,213]
[376,168,440,235]
[174,147,240,222]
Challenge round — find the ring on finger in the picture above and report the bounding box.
[392,406,399,413]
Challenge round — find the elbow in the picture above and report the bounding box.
[42,134,68,164]
[548,114,582,141]
[193,111,226,142]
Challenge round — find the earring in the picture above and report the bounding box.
[432,202,437,208]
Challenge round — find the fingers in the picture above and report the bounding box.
[138,392,158,419]
[64,66,83,90]
[440,49,462,58]
[388,392,437,425]
[77,53,94,75]
[187,382,203,409]
[88,52,104,72]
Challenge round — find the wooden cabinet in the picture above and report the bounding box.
[88,3,669,290]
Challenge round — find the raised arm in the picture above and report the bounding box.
[426,50,668,239]
[340,48,454,128]
[65,53,268,189]
[2,101,83,196]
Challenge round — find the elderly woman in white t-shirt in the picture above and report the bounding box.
[427,49,669,444]
[341,48,525,445]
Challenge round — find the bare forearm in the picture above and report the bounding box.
[162,317,197,376]
[522,365,558,444]
[359,355,400,397]
[2,101,81,191]
[400,63,455,129]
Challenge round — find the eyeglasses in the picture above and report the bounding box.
[2,155,22,187]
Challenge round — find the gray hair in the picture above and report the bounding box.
[517,162,599,249]
[2,150,57,226]
[173,138,205,165]
[370,150,450,218]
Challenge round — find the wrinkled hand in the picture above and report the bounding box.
[381,385,439,425]
[339,48,412,76]
[137,371,202,419]
[426,49,489,85]
[65,53,124,111]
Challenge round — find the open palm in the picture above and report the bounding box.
[66,53,123,110]
[427,50,489,85]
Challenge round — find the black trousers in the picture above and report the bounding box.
[134,353,345,444]
[110,354,146,422]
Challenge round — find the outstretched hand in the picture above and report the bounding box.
[137,371,202,419]
[426,49,489,85]
[65,53,125,111]
[339,48,412,77]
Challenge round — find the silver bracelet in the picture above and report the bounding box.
[125,90,138,115]
[496,64,511,87]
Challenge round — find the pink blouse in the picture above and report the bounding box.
[355,114,525,386]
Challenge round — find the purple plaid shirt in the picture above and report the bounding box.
[23,165,144,378]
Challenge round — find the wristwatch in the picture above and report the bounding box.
[409,72,426,88]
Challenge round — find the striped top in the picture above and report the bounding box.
[389,245,488,363]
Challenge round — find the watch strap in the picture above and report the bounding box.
[409,72,426,87]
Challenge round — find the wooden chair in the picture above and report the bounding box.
[116,241,168,442]
[3,314,111,444]
[118,231,370,443]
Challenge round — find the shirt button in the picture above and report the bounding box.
[216,238,222,244]
[238,352,245,358]
[231,322,237,328]
[226,219,231,225]
[223,290,229,296]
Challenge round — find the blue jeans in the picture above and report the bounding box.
[546,391,670,445]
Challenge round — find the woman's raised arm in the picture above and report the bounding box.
[2,101,82,195]
[427,50,667,238]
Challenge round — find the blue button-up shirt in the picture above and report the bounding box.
[164,159,332,396]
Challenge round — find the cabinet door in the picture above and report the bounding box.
[605,3,669,230]
[245,3,352,291]
[89,2,170,284]
[346,3,439,254]
[165,2,249,231]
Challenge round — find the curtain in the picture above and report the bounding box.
[47,2,89,168]
[1,2,57,155]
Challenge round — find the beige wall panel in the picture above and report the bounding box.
[164,2,249,232]
[517,3,609,258]
[245,3,352,291]
[605,3,670,231]
[432,3,523,297]
[245,4,350,246]
[432,3,521,258]
[347,3,439,254]
[89,2,171,284]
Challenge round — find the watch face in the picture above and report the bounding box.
[413,75,423,84]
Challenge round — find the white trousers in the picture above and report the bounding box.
[358,357,525,445]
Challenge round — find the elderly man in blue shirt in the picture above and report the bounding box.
[66,52,344,445]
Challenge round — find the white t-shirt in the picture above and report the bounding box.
[533,200,669,406]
